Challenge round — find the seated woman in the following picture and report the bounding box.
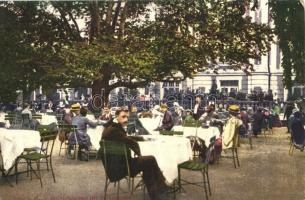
[68,107,98,160]
[291,111,305,151]
[184,109,195,123]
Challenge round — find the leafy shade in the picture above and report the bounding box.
[269,0,305,89]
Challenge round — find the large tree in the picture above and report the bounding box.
[269,0,305,93]
[0,1,273,105]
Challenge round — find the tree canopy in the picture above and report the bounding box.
[0,1,273,104]
[269,0,305,90]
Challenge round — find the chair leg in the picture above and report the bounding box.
[178,168,182,192]
[202,171,209,200]
[104,178,108,200]
[59,142,63,156]
[50,158,56,183]
[45,157,50,171]
[205,169,212,196]
[30,160,33,180]
[37,160,43,187]
[15,158,19,184]
[232,149,236,168]
[235,148,240,167]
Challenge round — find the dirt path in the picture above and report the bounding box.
[1,127,304,200]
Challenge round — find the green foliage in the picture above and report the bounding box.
[0,1,274,103]
[269,0,305,89]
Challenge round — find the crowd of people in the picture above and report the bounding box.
[2,93,305,200]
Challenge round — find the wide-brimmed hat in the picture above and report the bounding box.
[160,103,168,109]
[228,105,240,113]
[71,103,81,111]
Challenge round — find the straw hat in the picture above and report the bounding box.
[160,103,168,109]
[71,103,81,111]
[228,105,240,113]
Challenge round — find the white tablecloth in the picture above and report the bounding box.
[40,114,57,125]
[0,129,41,170]
[138,135,192,184]
[139,117,162,135]
[172,126,220,146]
[87,126,104,150]
[0,112,5,123]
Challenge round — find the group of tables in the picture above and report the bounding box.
[0,113,220,185]
[87,117,220,184]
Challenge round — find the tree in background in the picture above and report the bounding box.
[269,0,305,98]
[0,1,273,105]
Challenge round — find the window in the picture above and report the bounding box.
[276,44,281,69]
[255,57,261,65]
[163,82,168,87]
[220,80,239,87]
[198,87,205,93]
[169,82,174,87]
[176,82,180,87]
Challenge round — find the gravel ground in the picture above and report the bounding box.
[1,127,305,200]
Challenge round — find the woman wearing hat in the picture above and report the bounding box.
[222,105,243,149]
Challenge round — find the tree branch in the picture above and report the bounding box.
[112,1,121,33]
[109,80,149,91]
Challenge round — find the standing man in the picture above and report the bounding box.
[102,107,170,200]
[193,96,205,120]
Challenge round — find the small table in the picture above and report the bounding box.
[0,128,41,186]
[138,135,192,184]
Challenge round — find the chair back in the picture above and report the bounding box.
[40,131,58,157]
[99,140,131,182]
[57,124,77,134]
[32,114,42,120]
[160,130,183,136]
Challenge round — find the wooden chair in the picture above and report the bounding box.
[15,130,58,187]
[178,136,216,200]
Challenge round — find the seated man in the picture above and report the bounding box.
[128,106,148,135]
[69,107,98,160]
[199,104,219,124]
[99,106,112,121]
[154,104,174,131]
[102,107,170,200]
[291,111,305,151]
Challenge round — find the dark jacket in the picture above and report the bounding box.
[252,111,264,132]
[102,120,141,156]
[193,103,205,120]
[128,112,149,135]
[100,120,141,182]
[161,110,174,131]
[291,117,305,145]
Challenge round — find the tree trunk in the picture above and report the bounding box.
[89,1,101,43]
